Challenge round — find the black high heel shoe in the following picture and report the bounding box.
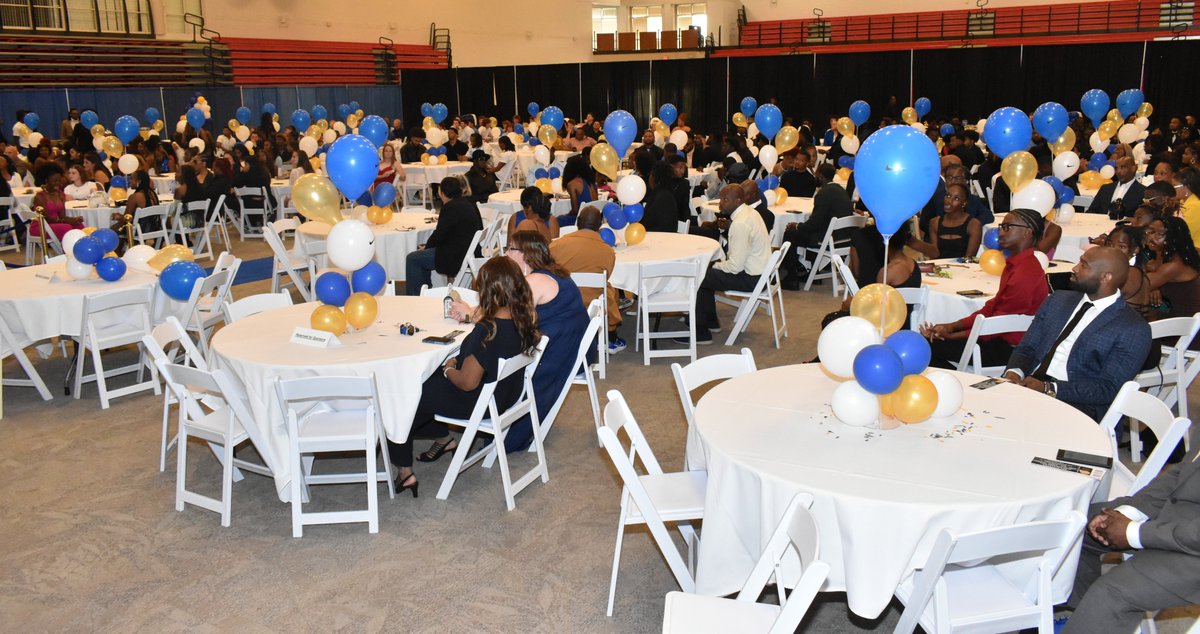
[396,472,419,498]
[416,438,458,463]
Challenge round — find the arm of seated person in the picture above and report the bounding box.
[446,353,485,391]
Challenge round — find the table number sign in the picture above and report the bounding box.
[290,327,340,348]
[33,270,63,283]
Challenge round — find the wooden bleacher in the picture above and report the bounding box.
[221,37,448,86]
[0,35,227,87]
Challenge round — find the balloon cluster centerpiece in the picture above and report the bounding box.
[58,226,126,282]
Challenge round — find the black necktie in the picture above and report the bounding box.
[1033,301,1093,379]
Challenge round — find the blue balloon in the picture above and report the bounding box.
[528,137,539,146]
[1080,89,1110,128]
[349,101,361,111]
[1057,186,1075,206]
[235,106,252,125]
[80,110,99,129]
[939,123,955,137]
[599,228,616,246]
[159,261,206,301]
[351,262,387,296]
[914,97,931,118]
[356,191,373,206]
[339,104,354,120]
[527,102,540,117]
[311,105,328,122]
[262,102,276,115]
[534,168,548,180]
[849,100,871,126]
[854,125,941,236]
[358,115,389,148]
[315,271,352,306]
[603,202,627,229]
[765,174,779,190]
[110,175,127,189]
[1032,102,1069,140]
[1088,153,1107,171]
[838,156,854,168]
[754,104,782,141]
[658,103,678,127]
[983,227,1001,250]
[431,103,448,124]
[624,203,644,223]
[92,228,119,253]
[186,107,206,131]
[95,256,126,282]
[983,107,1032,159]
[514,123,524,134]
[548,166,561,179]
[604,110,637,157]
[853,344,905,395]
[113,115,140,145]
[22,112,39,130]
[884,330,931,376]
[1116,89,1145,119]
[541,106,564,131]
[326,134,380,200]
[72,236,104,265]
[1043,176,1064,194]
[373,182,397,207]
[143,107,160,124]
[291,109,311,132]
[739,96,757,118]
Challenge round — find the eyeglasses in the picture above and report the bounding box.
[998,223,1030,232]
[505,246,520,252]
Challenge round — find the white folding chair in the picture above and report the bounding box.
[418,285,481,305]
[434,336,550,510]
[403,170,430,208]
[173,199,214,260]
[201,194,232,252]
[893,512,1086,634]
[718,242,789,348]
[831,252,860,299]
[661,494,831,634]
[1135,313,1200,456]
[1100,381,1191,500]
[450,229,485,288]
[142,316,209,472]
[897,286,930,331]
[600,390,706,616]
[275,374,396,538]
[671,348,755,470]
[636,260,700,365]
[158,359,273,527]
[265,219,312,302]
[955,314,1035,376]
[0,198,20,253]
[534,299,604,448]
[802,215,868,294]
[233,186,271,240]
[222,291,294,323]
[179,267,232,356]
[133,203,173,248]
[0,317,52,402]
[477,203,506,257]
[989,172,1001,212]
[571,271,609,379]
[558,224,578,236]
[19,208,65,265]
[73,288,159,409]
[496,160,517,192]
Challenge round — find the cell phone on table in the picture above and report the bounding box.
[957,289,987,297]
[1057,449,1113,469]
[970,378,1005,390]
[422,330,465,345]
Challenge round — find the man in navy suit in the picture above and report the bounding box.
[1084,157,1145,218]
[1002,246,1151,421]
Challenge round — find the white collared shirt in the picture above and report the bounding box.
[1110,178,1135,203]
[713,204,770,276]
[1046,290,1121,380]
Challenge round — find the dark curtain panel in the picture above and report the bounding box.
[1144,40,1200,125]
[240,87,300,119]
[913,47,1024,122]
[581,61,652,127]
[516,63,582,122]
[400,69,457,131]
[1018,43,1143,113]
[728,55,812,130]
[0,89,67,141]
[455,66,517,122]
[647,57,727,135]
[807,51,911,130]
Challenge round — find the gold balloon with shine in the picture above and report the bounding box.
[147,244,195,272]
[311,305,347,336]
[1107,108,1123,123]
[1049,128,1076,155]
[590,143,619,180]
[732,112,748,128]
[901,107,918,125]
[653,120,669,138]
[1000,150,1037,193]
[836,116,855,137]
[836,167,853,180]
[849,283,906,336]
[152,120,164,132]
[292,173,344,226]
[305,125,321,139]
[346,114,361,129]
[774,187,788,205]
[437,154,447,164]
[537,124,558,147]
[1137,102,1154,118]
[102,136,124,158]
[534,177,553,195]
[355,108,364,118]
[775,126,800,153]
[317,119,329,132]
[624,222,646,245]
[889,374,939,424]
[979,249,1006,276]
[366,205,393,225]
[1098,120,1119,142]
[1078,170,1106,189]
[344,292,378,330]
[90,123,106,138]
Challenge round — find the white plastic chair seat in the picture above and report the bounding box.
[661,592,780,634]
[896,565,1040,631]
[295,410,376,447]
[187,406,252,442]
[627,471,707,523]
[644,290,693,311]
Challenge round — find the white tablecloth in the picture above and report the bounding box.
[63,195,175,229]
[209,297,467,500]
[1052,214,1116,263]
[401,162,471,184]
[150,174,177,197]
[295,211,437,281]
[270,179,292,205]
[513,149,578,185]
[702,197,813,247]
[921,260,997,325]
[692,364,1105,617]
[608,232,722,294]
[486,189,573,217]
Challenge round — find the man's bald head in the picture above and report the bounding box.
[940,154,962,171]
[739,179,759,202]
[1073,246,1129,297]
[718,183,743,214]
[577,205,604,232]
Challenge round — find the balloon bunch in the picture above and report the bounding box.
[13,111,44,149]
[177,95,211,135]
[607,174,648,245]
[60,227,125,282]
[900,97,931,132]
[854,125,941,236]
[310,221,384,336]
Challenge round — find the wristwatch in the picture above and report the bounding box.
[1044,381,1057,399]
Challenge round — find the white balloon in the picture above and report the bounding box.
[615,174,646,206]
[122,244,157,273]
[748,145,759,157]
[28,132,43,146]
[175,120,187,134]
[66,258,93,280]
[350,205,370,219]
[235,125,250,142]
[93,136,105,151]
[1033,250,1050,271]
[243,140,254,152]
[322,129,337,145]
[1052,151,1080,182]
[975,118,987,135]
[1100,164,1115,180]
[220,135,235,151]
[925,371,964,419]
[1117,123,1139,145]
[1011,179,1056,216]
[533,145,551,167]
[299,136,319,156]
[1089,131,1109,154]
[273,121,281,132]
[758,144,779,174]
[817,316,881,378]
[333,121,347,135]
[763,189,777,206]
[116,154,138,175]
[507,132,522,146]
[61,229,87,258]
[910,122,927,133]
[831,380,880,427]
[551,177,564,195]
[1056,203,1075,225]
[326,219,376,271]
[748,122,760,140]
[188,137,206,152]
[840,134,860,155]
[668,129,689,148]
[1135,116,1151,131]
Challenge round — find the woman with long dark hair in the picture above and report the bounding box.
[642,161,681,233]
[175,164,207,229]
[562,154,596,222]
[1145,216,1200,322]
[83,152,112,188]
[506,186,559,240]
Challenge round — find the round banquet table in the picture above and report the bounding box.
[209,296,467,500]
[701,197,813,247]
[63,194,175,229]
[1048,214,1115,263]
[919,257,1066,325]
[270,179,292,205]
[486,189,573,217]
[150,174,177,196]
[513,149,577,184]
[607,232,722,294]
[295,210,437,281]
[691,364,1107,618]
[401,161,472,184]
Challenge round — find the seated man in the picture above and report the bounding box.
[399,128,427,164]
[1060,442,1200,633]
[690,184,770,345]
[922,209,1051,368]
[738,178,774,234]
[1085,157,1145,218]
[951,130,985,171]
[404,177,483,294]
[779,149,817,198]
[549,206,625,352]
[780,163,852,289]
[1002,246,1151,420]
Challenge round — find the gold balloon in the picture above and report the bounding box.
[901,107,918,125]
[305,125,321,138]
[437,154,448,164]
[106,187,127,200]
[1000,150,1037,193]
[366,205,393,225]
[625,222,646,245]
[292,173,345,226]
[344,292,378,330]
[1107,108,1123,123]
[90,123,106,138]
[836,167,853,180]
[590,143,619,180]
[1049,128,1076,155]
[775,126,800,153]
[147,244,195,272]
[535,177,553,195]
[1137,102,1154,118]
[979,249,1007,276]
[420,152,431,164]
[422,116,435,131]
[891,374,939,424]
[196,96,207,104]
[355,108,364,118]
[139,129,150,140]
[310,305,347,336]
[653,120,669,138]
[836,116,855,137]
[310,156,321,170]
[1078,170,1105,189]
[1097,120,1120,141]
[849,283,906,336]
[102,136,124,158]
[81,226,98,235]
[774,187,788,205]
[732,112,748,128]
[273,113,280,122]
[346,114,361,129]
[317,119,329,131]
[879,392,896,418]
[152,119,164,132]
[227,118,240,131]
[537,124,559,147]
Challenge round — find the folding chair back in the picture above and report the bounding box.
[143,316,207,471]
[222,292,294,323]
[451,229,485,288]
[803,215,868,293]
[75,287,158,409]
[539,299,605,445]
[571,270,609,378]
[719,242,790,348]
[234,187,271,240]
[832,253,859,298]
[637,259,701,364]
[897,286,930,330]
[1136,313,1200,425]
[174,199,212,259]
[671,347,755,469]
[133,203,172,248]
[418,285,481,305]
[265,219,312,302]
[1100,381,1192,498]
[955,313,1035,376]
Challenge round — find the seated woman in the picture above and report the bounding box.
[289,150,314,184]
[506,186,560,241]
[29,163,84,242]
[494,136,517,178]
[374,142,404,189]
[83,152,112,189]
[385,257,542,494]
[1105,225,1152,319]
[62,163,102,201]
[174,165,208,229]
[907,183,982,260]
[1144,216,1200,330]
[561,154,597,225]
[642,161,681,234]
[113,170,161,245]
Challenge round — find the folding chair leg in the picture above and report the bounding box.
[220,440,234,527]
[290,445,304,538]
[72,340,86,400]
[366,436,379,533]
[606,522,626,616]
[175,423,188,512]
[435,426,479,500]
[587,371,603,447]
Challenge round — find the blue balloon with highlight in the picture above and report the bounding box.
[884,330,931,375]
[291,109,311,132]
[624,203,644,223]
[853,344,905,395]
[92,228,119,253]
[186,107,205,131]
[431,103,448,124]
[325,134,380,200]
[914,97,931,118]
[658,103,677,127]
[96,257,126,282]
[1080,89,1110,128]
[739,96,757,118]
[144,107,160,124]
[603,202,627,229]
[311,105,328,122]
[373,182,397,207]
[754,104,782,141]
[541,106,564,131]
[72,237,104,265]
[1033,102,1069,140]
[603,110,637,158]
[262,103,276,115]
[983,227,1000,250]
[1116,89,1144,119]
[351,262,387,296]
[159,261,206,301]
[235,107,252,125]
[114,115,139,144]
[81,110,99,129]
[849,100,871,126]
[316,272,352,306]
[600,228,616,246]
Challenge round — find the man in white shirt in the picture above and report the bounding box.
[689,183,770,345]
